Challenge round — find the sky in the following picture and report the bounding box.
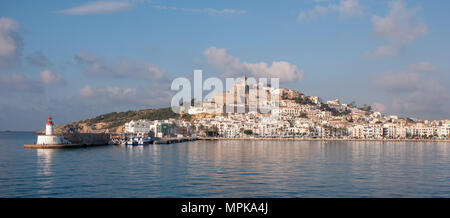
[0,0,449,131]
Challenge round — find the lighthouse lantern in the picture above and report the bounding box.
[45,116,54,136]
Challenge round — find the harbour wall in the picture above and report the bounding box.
[62,133,110,145]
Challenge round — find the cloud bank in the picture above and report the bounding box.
[373,62,449,119]
[0,17,22,68]
[0,73,43,93]
[365,0,427,57]
[75,51,166,80]
[204,46,304,82]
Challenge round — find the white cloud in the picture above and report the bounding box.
[75,51,166,80]
[373,70,420,93]
[374,61,441,93]
[204,46,304,82]
[153,5,246,15]
[203,8,246,15]
[331,0,364,17]
[409,61,439,74]
[391,79,449,118]
[372,0,427,44]
[79,85,136,99]
[374,61,448,119]
[298,5,329,23]
[366,0,427,57]
[0,17,22,68]
[298,0,363,23]
[57,1,135,15]
[40,69,65,85]
[76,84,173,110]
[0,73,43,93]
[79,85,94,97]
[364,45,399,57]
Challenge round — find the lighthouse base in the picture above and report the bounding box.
[36,135,69,145]
[24,143,84,149]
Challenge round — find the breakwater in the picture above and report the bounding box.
[62,133,110,145]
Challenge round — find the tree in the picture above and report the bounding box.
[348,101,357,108]
[359,104,372,112]
[244,129,253,135]
[206,125,219,137]
[181,113,192,120]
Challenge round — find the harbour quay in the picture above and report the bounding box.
[153,137,198,144]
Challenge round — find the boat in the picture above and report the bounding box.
[138,137,152,145]
[127,137,137,146]
[127,136,153,146]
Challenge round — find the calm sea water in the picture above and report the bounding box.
[0,131,449,198]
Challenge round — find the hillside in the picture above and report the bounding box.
[48,107,190,134]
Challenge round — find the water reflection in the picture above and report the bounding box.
[2,132,449,197]
[36,149,54,194]
[145,140,450,197]
[36,149,53,177]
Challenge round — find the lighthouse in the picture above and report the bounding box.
[45,117,53,136]
[34,116,69,146]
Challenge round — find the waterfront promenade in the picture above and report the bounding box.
[199,137,450,143]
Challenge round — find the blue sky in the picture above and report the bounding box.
[0,0,449,130]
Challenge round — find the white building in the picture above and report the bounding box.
[440,123,450,137]
[124,120,152,135]
[326,99,340,106]
[188,106,206,115]
[308,96,320,104]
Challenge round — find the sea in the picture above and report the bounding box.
[0,131,449,197]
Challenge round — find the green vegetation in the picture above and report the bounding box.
[299,113,308,118]
[244,129,253,135]
[348,101,357,108]
[334,109,351,116]
[406,118,416,123]
[281,92,316,105]
[288,97,316,105]
[181,113,192,120]
[141,107,178,120]
[206,125,219,137]
[359,104,372,112]
[83,107,179,129]
[320,103,351,116]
